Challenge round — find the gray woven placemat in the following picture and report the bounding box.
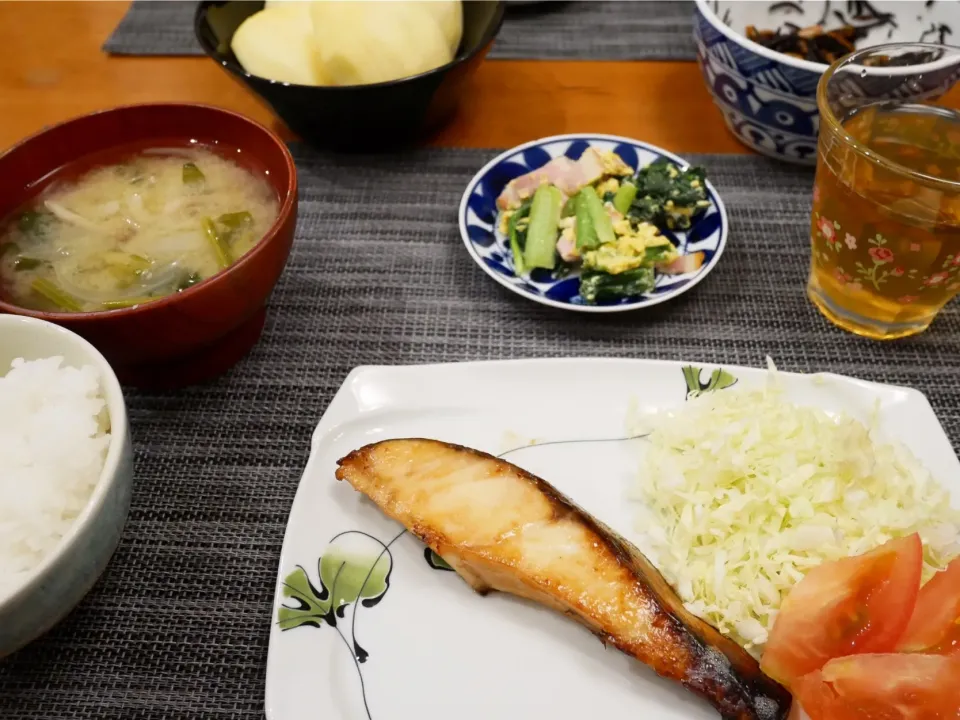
[1,146,958,719]
[103,0,697,61]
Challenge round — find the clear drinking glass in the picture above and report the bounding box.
[808,43,960,339]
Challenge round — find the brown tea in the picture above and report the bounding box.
[808,103,960,339]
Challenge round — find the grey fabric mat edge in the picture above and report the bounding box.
[1,145,958,719]
[103,0,698,61]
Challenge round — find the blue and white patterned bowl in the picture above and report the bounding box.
[458,134,728,313]
[693,0,960,165]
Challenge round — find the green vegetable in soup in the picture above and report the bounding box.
[217,211,257,252]
[0,149,279,314]
[17,210,49,235]
[31,278,83,312]
[101,251,153,288]
[101,297,157,310]
[217,211,253,229]
[182,162,206,185]
[579,266,655,304]
[103,251,152,273]
[14,257,44,271]
[523,184,563,271]
[202,217,231,269]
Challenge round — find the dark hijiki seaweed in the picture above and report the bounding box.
[745,23,863,63]
[731,0,947,65]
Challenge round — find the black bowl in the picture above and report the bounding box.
[195,1,505,151]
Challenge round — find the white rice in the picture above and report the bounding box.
[0,356,110,599]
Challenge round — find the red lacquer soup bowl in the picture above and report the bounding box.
[0,104,298,388]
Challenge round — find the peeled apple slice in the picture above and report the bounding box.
[309,1,461,86]
[419,0,463,55]
[231,5,327,86]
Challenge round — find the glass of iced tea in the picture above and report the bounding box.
[808,43,960,339]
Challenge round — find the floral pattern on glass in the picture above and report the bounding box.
[810,214,960,302]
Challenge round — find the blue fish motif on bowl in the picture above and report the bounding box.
[458,134,729,313]
[692,0,960,165]
[693,0,822,165]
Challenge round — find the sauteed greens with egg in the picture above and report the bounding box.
[496,149,712,304]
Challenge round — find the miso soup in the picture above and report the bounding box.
[0,147,279,313]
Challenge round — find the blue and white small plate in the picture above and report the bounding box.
[458,134,728,313]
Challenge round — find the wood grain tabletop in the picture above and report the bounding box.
[0,1,748,154]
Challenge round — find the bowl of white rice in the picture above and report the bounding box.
[0,314,132,658]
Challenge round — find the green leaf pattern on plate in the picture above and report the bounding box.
[277,565,329,630]
[278,531,393,632]
[424,547,454,572]
[682,365,737,400]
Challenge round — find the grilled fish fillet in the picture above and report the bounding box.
[336,439,791,720]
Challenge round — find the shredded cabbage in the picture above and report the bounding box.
[629,367,960,656]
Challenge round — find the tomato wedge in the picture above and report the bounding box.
[761,533,923,689]
[794,653,960,720]
[898,556,960,656]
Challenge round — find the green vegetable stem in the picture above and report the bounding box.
[574,193,598,251]
[31,278,83,312]
[101,297,157,310]
[578,186,615,247]
[523,184,564,270]
[507,198,532,275]
[202,217,231,269]
[613,181,638,215]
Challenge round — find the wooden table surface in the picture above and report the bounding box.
[0,1,747,154]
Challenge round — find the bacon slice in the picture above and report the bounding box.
[657,251,705,275]
[496,148,615,211]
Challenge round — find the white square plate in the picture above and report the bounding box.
[264,359,960,720]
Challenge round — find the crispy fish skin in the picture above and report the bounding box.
[335,439,791,720]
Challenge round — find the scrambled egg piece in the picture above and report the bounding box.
[583,222,677,275]
[599,150,634,177]
[498,209,513,235]
[595,177,621,197]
